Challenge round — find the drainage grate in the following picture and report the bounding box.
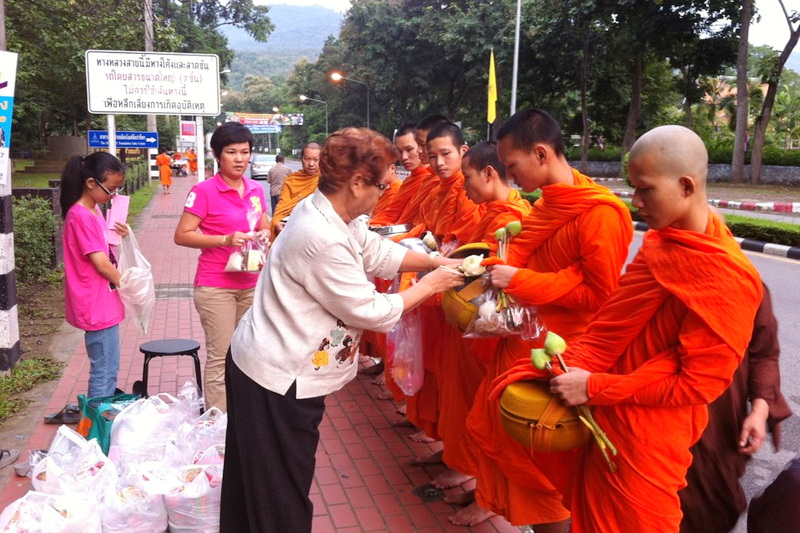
[155,284,194,299]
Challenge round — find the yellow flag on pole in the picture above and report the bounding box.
[487,49,497,124]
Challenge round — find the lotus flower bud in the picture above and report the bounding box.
[531,348,552,370]
[544,331,567,356]
[494,227,506,242]
[505,220,522,237]
[460,254,486,277]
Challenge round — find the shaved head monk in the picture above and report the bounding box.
[491,125,763,532]
[270,142,321,240]
[466,108,633,530]
[370,124,423,226]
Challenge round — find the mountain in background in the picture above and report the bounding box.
[220,4,344,89]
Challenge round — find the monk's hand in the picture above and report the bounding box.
[550,368,590,406]
[114,221,129,238]
[487,264,518,289]
[738,398,768,455]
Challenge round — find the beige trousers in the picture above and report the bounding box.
[193,286,254,412]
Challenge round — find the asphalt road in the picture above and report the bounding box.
[628,232,800,532]
[251,158,301,217]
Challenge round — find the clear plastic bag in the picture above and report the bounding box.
[387,307,424,396]
[223,234,268,272]
[0,491,102,533]
[463,287,545,340]
[117,225,155,334]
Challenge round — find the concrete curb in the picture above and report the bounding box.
[614,190,800,215]
[632,221,800,260]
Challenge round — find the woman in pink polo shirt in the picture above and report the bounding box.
[174,122,269,411]
[60,152,129,398]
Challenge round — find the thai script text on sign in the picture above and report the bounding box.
[85,51,220,116]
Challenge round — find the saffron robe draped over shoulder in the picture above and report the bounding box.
[156,153,172,186]
[489,212,763,533]
[371,166,431,226]
[437,188,532,477]
[369,179,402,224]
[466,169,633,526]
[270,170,319,240]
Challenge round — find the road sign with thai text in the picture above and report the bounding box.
[88,130,159,149]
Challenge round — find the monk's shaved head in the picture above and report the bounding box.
[629,125,708,188]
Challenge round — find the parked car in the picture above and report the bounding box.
[251,154,277,180]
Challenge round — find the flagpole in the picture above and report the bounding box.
[510,0,521,115]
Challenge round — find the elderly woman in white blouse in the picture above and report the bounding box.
[220,127,464,533]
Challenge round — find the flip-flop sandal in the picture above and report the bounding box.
[0,449,19,469]
[14,449,47,477]
[44,403,80,425]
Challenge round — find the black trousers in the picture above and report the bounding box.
[220,350,326,533]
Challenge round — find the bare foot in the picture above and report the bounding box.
[448,502,496,527]
[373,372,386,386]
[444,488,476,505]
[409,431,438,444]
[396,404,407,416]
[432,468,474,489]
[410,449,444,465]
[391,417,413,428]
[377,390,394,400]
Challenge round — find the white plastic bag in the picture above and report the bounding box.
[117,224,155,334]
[0,491,101,533]
[164,465,223,533]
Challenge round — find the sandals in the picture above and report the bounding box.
[0,449,19,469]
[14,449,47,477]
[44,403,80,425]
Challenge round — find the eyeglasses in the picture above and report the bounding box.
[93,179,119,197]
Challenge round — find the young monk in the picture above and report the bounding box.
[370,124,424,226]
[270,142,321,240]
[403,122,484,449]
[435,142,532,525]
[370,163,402,222]
[490,125,763,532]
[465,108,633,530]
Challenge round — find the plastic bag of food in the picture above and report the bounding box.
[117,225,155,334]
[464,287,545,340]
[0,491,101,532]
[386,307,424,396]
[164,465,223,533]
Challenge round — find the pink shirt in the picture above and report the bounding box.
[63,204,125,331]
[183,174,267,289]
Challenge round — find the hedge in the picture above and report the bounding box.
[13,196,58,283]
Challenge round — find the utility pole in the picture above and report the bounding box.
[0,0,21,373]
[144,0,157,185]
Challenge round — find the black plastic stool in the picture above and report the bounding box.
[133,339,202,398]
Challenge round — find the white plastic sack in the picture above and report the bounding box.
[31,426,117,498]
[0,491,101,533]
[100,467,170,533]
[117,224,155,334]
[163,407,227,468]
[164,465,223,533]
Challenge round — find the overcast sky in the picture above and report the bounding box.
[267,0,796,51]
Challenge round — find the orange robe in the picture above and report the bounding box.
[370,166,430,226]
[370,179,402,224]
[270,170,319,240]
[188,152,198,173]
[466,169,633,526]
[404,169,484,439]
[437,188,531,477]
[395,166,439,225]
[156,153,172,186]
[489,212,762,533]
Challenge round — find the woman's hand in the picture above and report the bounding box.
[254,229,271,248]
[225,231,254,248]
[487,264,519,289]
[418,266,464,293]
[114,222,129,239]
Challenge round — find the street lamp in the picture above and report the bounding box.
[299,95,329,137]
[330,71,370,129]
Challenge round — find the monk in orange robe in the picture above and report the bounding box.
[270,142,321,241]
[370,163,402,222]
[489,125,762,533]
[156,148,173,194]
[403,122,484,449]
[433,142,531,524]
[370,124,424,227]
[187,149,199,174]
[465,109,633,530]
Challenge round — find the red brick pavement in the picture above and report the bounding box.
[0,175,521,532]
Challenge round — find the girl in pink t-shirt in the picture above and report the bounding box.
[60,152,129,398]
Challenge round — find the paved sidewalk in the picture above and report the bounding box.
[0,175,520,532]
